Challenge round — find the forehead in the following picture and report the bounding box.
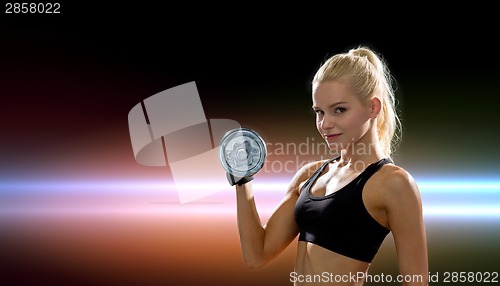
[312,80,358,105]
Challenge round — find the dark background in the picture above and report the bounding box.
[1,4,499,179]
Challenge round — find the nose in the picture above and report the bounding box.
[320,113,335,130]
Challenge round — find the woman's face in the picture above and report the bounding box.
[312,80,373,152]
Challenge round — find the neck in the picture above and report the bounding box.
[337,140,386,170]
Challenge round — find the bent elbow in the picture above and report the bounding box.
[242,256,269,269]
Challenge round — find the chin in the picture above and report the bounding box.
[326,142,343,152]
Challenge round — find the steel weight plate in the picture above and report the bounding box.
[219,128,267,178]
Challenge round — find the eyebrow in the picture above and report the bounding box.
[312,101,348,110]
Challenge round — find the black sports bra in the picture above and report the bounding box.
[294,157,392,263]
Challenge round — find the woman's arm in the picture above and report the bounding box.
[235,162,318,268]
[384,168,429,286]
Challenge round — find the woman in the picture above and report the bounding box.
[229,46,428,285]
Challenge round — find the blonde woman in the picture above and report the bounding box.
[228,46,428,285]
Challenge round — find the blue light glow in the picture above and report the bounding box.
[0,179,499,217]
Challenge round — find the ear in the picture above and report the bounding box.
[369,97,382,119]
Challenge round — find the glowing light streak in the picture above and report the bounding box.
[0,179,499,217]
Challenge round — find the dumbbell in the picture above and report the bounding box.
[219,127,267,185]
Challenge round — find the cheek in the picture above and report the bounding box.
[342,113,370,135]
[349,115,371,135]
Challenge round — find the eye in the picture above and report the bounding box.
[334,107,346,114]
[314,109,324,116]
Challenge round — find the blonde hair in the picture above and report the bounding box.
[312,46,402,156]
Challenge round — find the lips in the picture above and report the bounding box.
[325,133,342,140]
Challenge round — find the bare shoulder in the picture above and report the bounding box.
[287,159,329,195]
[374,163,422,204]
